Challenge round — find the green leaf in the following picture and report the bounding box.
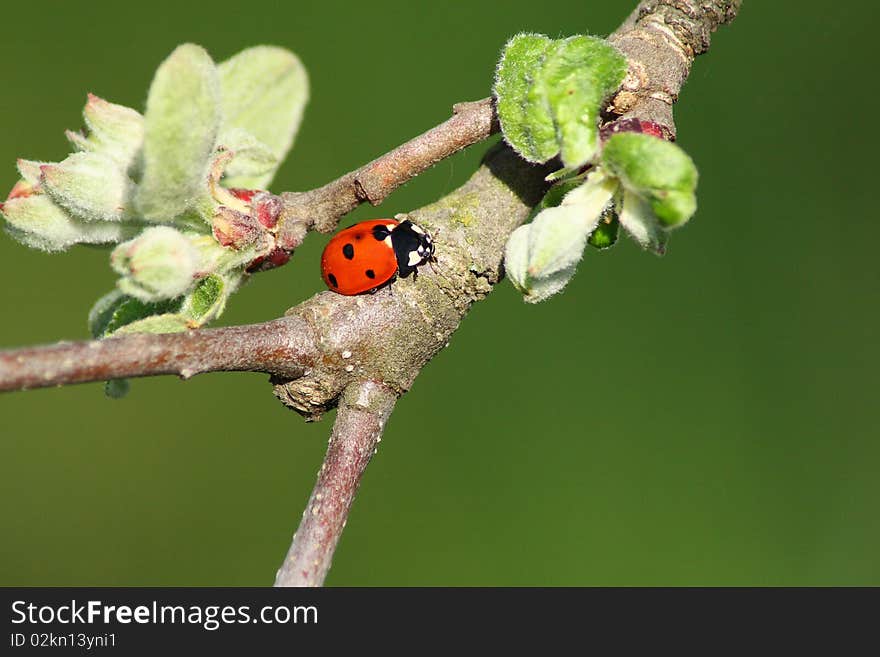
[504,223,531,295]
[88,289,126,337]
[494,33,627,168]
[95,270,233,340]
[536,177,587,211]
[112,313,190,335]
[618,188,667,255]
[181,273,226,324]
[601,132,698,227]
[504,173,618,303]
[651,189,697,228]
[16,159,44,185]
[111,226,199,301]
[136,44,221,222]
[587,206,619,249]
[539,36,627,167]
[494,33,556,163]
[2,194,130,252]
[524,266,581,304]
[505,224,581,304]
[65,129,91,152]
[218,45,309,188]
[89,291,183,337]
[215,128,279,189]
[526,175,614,277]
[104,379,130,399]
[81,94,145,170]
[40,152,134,222]
[87,287,150,398]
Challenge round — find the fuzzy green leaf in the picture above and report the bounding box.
[494,34,556,163]
[505,224,581,304]
[65,130,91,152]
[524,267,581,304]
[218,45,309,188]
[504,223,530,295]
[526,204,593,279]
[495,33,626,168]
[112,313,190,335]
[539,36,627,167]
[2,194,131,252]
[216,128,278,188]
[618,188,667,255]
[505,173,617,303]
[40,152,134,222]
[526,176,614,277]
[601,132,698,227]
[651,189,697,228]
[16,159,44,184]
[81,94,145,170]
[136,44,221,222]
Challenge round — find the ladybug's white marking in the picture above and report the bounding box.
[383,224,398,248]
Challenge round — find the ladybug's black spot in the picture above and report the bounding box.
[372,225,391,241]
[327,273,338,288]
[365,269,376,279]
[342,243,355,260]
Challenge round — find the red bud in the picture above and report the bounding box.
[212,207,262,249]
[246,247,291,272]
[228,188,261,203]
[254,193,281,229]
[600,118,673,142]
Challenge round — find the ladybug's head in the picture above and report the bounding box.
[391,220,434,278]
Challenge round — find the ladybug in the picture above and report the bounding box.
[320,218,435,295]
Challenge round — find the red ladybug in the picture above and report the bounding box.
[320,218,435,295]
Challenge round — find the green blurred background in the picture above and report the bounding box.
[1,0,877,586]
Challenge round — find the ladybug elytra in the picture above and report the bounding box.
[320,219,434,295]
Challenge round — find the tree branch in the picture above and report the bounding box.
[275,380,398,587]
[274,97,498,249]
[0,318,314,391]
[0,0,742,586]
[606,0,742,137]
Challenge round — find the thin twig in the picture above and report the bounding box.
[276,97,498,240]
[0,317,313,392]
[275,380,398,587]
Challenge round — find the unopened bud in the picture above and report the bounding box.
[112,226,199,301]
[211,206,263,249]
